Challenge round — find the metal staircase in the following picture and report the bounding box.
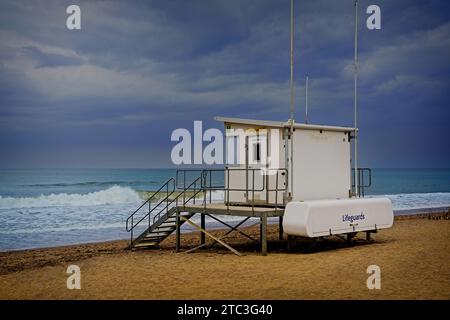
[126,175,204,249]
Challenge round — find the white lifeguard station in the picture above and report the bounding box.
[215,116,356,205]
[125,114,393,256]
[125,0,393,255]
[214,116,393,248]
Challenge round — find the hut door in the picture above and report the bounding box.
[246,131,267,203]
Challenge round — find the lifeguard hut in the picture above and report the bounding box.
[124,0,393,255]
[124,114,392,256]
[215,116,356,205]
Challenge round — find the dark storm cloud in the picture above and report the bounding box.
[20,46,84,68]
[0,0,449,168]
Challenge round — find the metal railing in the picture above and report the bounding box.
[351,168,372,197]
[126,178,175,242]
[176,168,288,214]
[126,168,288,244]
[126,176,205,244]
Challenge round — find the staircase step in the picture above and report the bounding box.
[160,216,193,224]
[157,226,175,230]
[142,238,163,243]
[152,230,174,235]
[146,234,171,239]
[152,226,175,231]
[158,222,177,228]
[152,226,175,232]
[141,237,163,242]
[142,233,167,239]
[147,231,171,236]
[150,228,172,232]
[133,241,158,248]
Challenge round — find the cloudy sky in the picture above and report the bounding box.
[0,0,449,168]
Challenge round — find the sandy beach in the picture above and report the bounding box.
[0,212,449,300]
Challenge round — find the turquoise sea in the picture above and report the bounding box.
[0,168,449,251]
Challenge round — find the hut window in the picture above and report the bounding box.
[226,135,241,165]
[253,142,261,162]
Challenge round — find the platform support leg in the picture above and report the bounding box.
[366,231,371,241]
[261,213,267,256]
[347,232,356,244]
[279,216,283,241]
[200,213,206,246]
[176,211,181,252]
[259,217,263,243]
[287,235,294,252]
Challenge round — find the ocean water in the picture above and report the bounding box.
[0,168,449,251]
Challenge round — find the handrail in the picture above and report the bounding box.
[126,175,204,245]
[177,168,285,192]
[126,178,175,232]
[198,168,287,191]
[151,176,203,225]
[176,168,288,215]
[127,168,288,245]
[175,169,204,189]
[351,168,372,197]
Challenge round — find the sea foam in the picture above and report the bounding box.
[0,185,141,209]
[368,192,450,211]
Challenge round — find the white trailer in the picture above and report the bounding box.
[283,198,394,238]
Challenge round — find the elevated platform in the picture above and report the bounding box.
[179,203,284,217]
[126,168,373,256]
[126,171,285,255]
[174,204,284,256]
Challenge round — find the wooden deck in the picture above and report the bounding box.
[178,203,284,217]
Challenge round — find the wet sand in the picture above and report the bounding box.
[0,212,449,299]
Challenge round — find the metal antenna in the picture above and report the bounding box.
[289,0,295,198]
[289,0,295,122]
[305,76,309,123]
[353,0,359,197]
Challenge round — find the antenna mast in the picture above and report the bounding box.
[353,0,359,197]
[289,0,295,122]
[305,76,309,123]
[289,0,295,198]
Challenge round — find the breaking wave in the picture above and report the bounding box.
[23,180,161,187]
[368,192,450,211]
[0,186,142,209]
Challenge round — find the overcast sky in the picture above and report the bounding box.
[0,0,449,168]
